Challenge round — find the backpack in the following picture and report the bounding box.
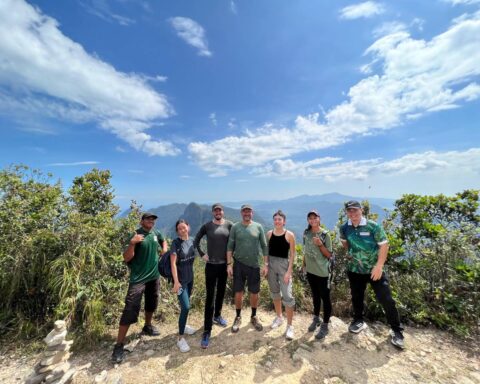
[303,228,336,288]
[158,250,173,282]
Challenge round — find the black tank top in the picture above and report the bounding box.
[268,231,290,259]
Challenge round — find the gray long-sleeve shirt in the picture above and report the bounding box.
[193,220,233,264]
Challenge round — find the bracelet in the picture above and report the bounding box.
[227,262,232,265]
[264,263,269,266]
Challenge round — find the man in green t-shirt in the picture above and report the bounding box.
[339,200,404,349]
[112,212,167,363]
[227,204,269,333]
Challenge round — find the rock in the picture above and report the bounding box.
[95,370,108,383]
[45,363,71,383]
[108,375,123,384]
[420,351,426,357]
[219,361,227,369]
[298,343,313,352]
[53,320,66,332]
[46,340,73,352]
[39,364,58,374]
[124,339,140,352]
[265,361,272,368]
[411,371,421,380]
[55,368,76,384]
[40,351,70,366]
[44,330,67,347]
[144,349,155,357]
[76,362,92,371]
[25,372,48,384]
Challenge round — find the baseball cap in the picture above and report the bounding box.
[141,212,158,220]
[212,203,223,211]
[241,204,253,211]
[307,209,320,217]
[344,200,362,210]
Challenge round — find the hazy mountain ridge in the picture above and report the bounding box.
[123,193,393,240]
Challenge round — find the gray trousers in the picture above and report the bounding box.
[267,256,295,307]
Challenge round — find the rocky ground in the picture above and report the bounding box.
[1,307,479,384]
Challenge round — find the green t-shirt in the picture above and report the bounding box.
[303,229,332,277]
[339,218,388,274]
[227,221,268,268]
[126,227,165,284]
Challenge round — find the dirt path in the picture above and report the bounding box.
[1,307,479,384]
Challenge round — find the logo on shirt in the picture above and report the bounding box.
[359,232,370,236]
[153,235,158,242]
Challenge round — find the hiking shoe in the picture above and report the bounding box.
[184,325,196,335]
[285,325,294,340]
[142,324,160,336]
[251,316,263,331]
[349,320,368,334]
[271,316,284,329]
[391,330,405,349]
[111,343,124,364]
[213,315,228,327]
[315,323,329,340]
[307,316,321,332]
[201,332,210,349]
[177,337,190,353]
[232,316,242,333]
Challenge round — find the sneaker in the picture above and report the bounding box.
[111,343,124,364]
[251,316,263,331]
[271,316,284,329]
[201,332,210,349]
[285,325,294,340]
[391,330,405,349]
[315,323,329,340]
[348,320,368,334]
[184,325,196,335]
[232,316,242,333]
[307,316,321,332]
[213,316,228,327]
[142,324,160,336]
[177,337,190,353]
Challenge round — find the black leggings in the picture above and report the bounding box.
[204,263,228,332]
[306,272,332,323]
[347,271,402,332]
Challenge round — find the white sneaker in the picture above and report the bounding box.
[285,325,294,340]
[177,337,190,352]
[271,316,284,329]
[184,325,196,335]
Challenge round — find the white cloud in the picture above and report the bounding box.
[209,112,217,126]
[169,17,212,57]
[0,0,178,157]
[231,1,238,14]
[252,148,480,180]
[189,12,480,175]
[48,161,99,167]
[79,0,135,26]
[373,21,407,38]
[339,1,385,20]
[444,0,480,5]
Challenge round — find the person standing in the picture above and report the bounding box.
[302,210,333,340]
[171,219,197,353]
[112,212,167,364]
[266,210,296,340]
[227,204,268,333]
[193,203,233,349]
[339,200,405,349]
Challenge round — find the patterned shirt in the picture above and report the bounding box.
[339,217,388,274]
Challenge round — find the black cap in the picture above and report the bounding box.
[307,209,320,217]
[141,212,158,220]
[345,200,362,210]
[241,204,253,211]
[212,203,223,211]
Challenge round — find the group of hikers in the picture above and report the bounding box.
[111,200,405,364]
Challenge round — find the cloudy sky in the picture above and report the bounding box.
[1,0,479,209]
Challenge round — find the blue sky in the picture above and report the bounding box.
[1,0,479,209]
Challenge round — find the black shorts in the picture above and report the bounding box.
[233,260,261,294]
[119,278,159,326]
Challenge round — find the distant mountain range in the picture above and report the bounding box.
[121,193,395,240]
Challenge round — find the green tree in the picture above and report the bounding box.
[0,165,65,337]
